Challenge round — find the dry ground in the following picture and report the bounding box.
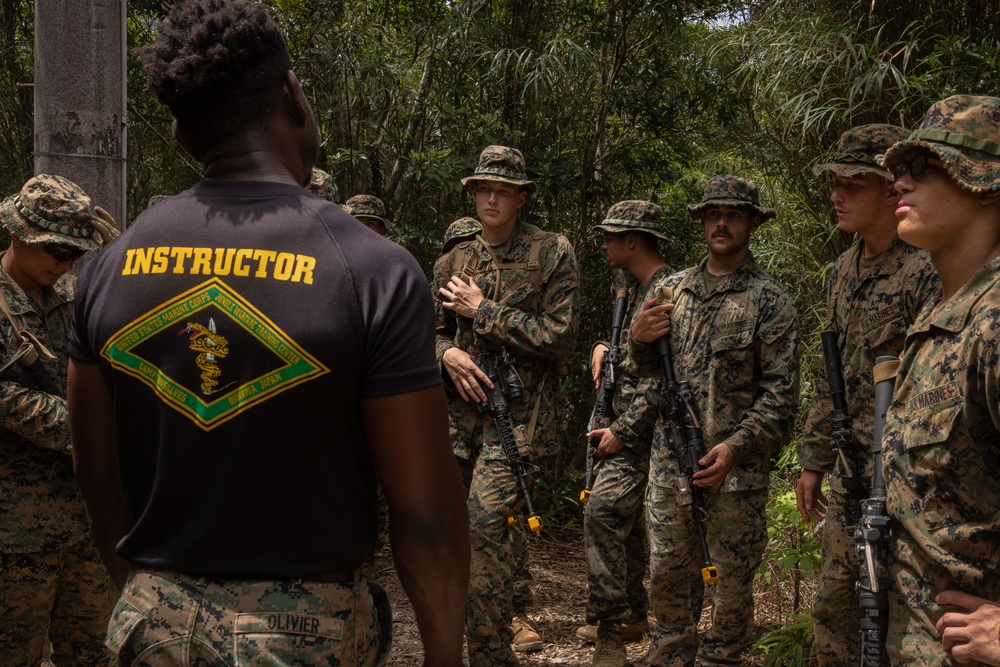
[372,525,815,666]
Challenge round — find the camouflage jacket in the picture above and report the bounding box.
[883,257,1000,594]
[0,264,88,553]
[799,236,939,495]
[595,266,673,465]
[628,254,800,493]
[434,220,580,459]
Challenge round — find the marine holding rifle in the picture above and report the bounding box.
[628,175,800,667]
[578,200,672,667]
[0,175,117,666]
[795,124,939,666]
[435,145,580,667]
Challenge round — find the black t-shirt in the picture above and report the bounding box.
[69,180,441,578]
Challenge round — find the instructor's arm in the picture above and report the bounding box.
[69,358,132,591]
[364,386,469,667]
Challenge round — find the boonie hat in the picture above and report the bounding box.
[442,217,481,254]
[813,124,909,180]
[687,175,776,221]
[0,174,103,253]
[344,194,391,229]
[594,200,669,242]
[883,94,1000,193]
[307,167,342,204]
[461,146,537,193]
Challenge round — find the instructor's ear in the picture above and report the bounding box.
[980,189,1000,207]
[283,70,309,127]
[171,120,202,162]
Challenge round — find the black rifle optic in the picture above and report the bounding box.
[581,288,629,505]
[0,332,59,394]
[855,355,897,667]
[821,329,866,525]
[476,346,542,533]
[645,286,719,585]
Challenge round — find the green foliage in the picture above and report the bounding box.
[759,490,822,586]
[752,613,814,667]
[532,468,585,530]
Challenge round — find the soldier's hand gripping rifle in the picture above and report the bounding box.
[645,286,719,585]
[476,346,543,533]
[855,355,898,667]
[821,330,866,525]
[581,288,629,504]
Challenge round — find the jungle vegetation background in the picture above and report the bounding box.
[3,0,1000,661]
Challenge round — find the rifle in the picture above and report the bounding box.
[855,355,898,667]
[580,287,629,505]
[820,329,865,525]
[646,285,719,585]
[476,346,543,533]
[0,332,59,394]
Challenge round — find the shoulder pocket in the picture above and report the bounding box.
[902,384,963,451]
[862,309,907,355]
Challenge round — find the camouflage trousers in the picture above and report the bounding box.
[457,454,535,614]
[646,482,767,667]
[583,452,648,625]
[887,534,1000,666]
[105,568,392,667]
[0,539,116,667]
[466,455,539,667]
[810,495,862,666]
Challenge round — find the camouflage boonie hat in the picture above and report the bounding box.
[813,124,909,180]
[344,194,391,229]
[883,95,1000,193]
[307,168,342,204]
[147,194,171,208]
[461,145,537,193]
[442,217,481,254]
[0,174,103,252]
[593,200,669,242]
[687,175,776,221]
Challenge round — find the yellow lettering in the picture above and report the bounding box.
[291,255,315,284]
[233,248,253,277]
[273,252,295,281]
[122,249,136,275]
[213,248,236,276]
[170,247,193,274]
[132,247,154,274]
[191,248,212,275]
[152,247,170,274]
[253,250,277,278]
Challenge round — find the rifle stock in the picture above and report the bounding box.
[581,288,629,504]
[856,355,898,667]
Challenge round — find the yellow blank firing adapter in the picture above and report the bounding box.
[702,564,719,585]
[527,514,543,534]
[579,489,591,504]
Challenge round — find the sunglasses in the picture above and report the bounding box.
[892,152,941,180]
[42,242,84,263]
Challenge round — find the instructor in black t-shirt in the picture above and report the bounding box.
[67,1,469,665]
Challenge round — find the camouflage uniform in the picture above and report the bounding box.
[0,175,115,667]
[344,194,392,236]
[878,95,1000,666]
[797,124,940,666]
[104,569,390,666]
[583,201,673,635]
[435,146,580,666]
[629,177,800,667]
[307,167,342,203]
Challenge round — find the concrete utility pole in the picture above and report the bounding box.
[34,0,126,226]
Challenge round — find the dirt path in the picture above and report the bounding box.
[372,526,808,665]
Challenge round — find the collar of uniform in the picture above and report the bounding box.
[911,255,1000,334]
[849,235,905,285]
[689,253,756,298]
[479,219,525,260]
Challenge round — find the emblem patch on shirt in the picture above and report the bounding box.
[101,278,329,430]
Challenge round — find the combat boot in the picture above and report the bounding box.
[592,621,626,667]
[511,613,543,652]
[577,614,649,642]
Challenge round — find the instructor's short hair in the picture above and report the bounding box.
[138,0,293,148]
